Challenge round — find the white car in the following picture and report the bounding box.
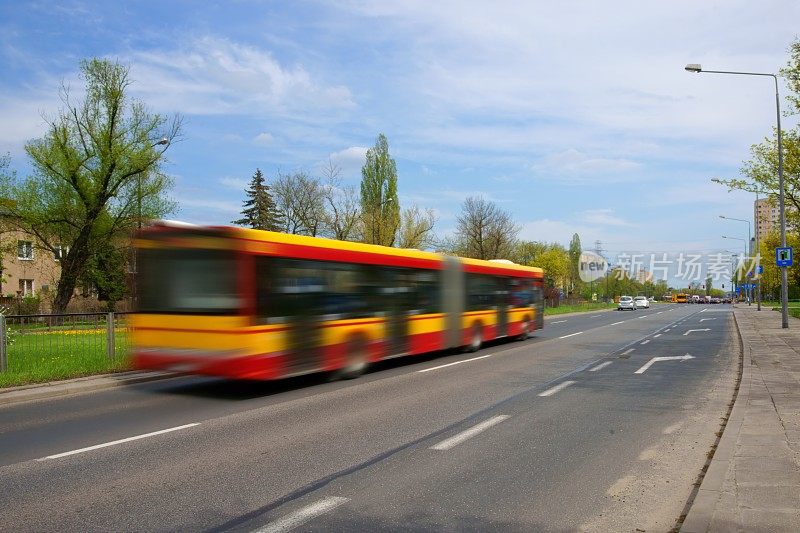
[618,295,636,311]
[634,296,650,309]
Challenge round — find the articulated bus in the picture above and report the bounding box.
[132,223,545,380]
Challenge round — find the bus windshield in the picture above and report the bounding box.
[138,248,241,314]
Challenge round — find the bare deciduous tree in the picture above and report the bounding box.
[320,159,361,241]
[397,205,436,249]
[452,196,520,260]
[272,171,326,236]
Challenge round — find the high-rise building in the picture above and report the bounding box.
[754,198,781,244]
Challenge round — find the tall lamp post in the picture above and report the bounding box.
[723,235,749,302]
[141,138,170,230]
[720,215,754,307]
[686,63,789,328]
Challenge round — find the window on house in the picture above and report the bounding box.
[17,241,33,260]
[54,245,69,261]
[19,279,34,297]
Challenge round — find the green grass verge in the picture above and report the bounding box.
[544,301,619,316]
[0,330,131,388]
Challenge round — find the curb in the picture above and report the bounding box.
[680,310,748,532]
[0,370,180,407]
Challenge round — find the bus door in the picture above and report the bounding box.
[496,277,509,337]
[384,268,411,356]
[257,258,323,376]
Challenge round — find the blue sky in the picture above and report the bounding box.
[1,1,799,283]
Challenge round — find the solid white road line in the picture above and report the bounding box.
[38,423,201,461]
[551,320,568,324]
[430,415,510,451]
[254,497,349,533]
[417,353,492,373]
[620,348,635,356]
[610,321,625,326]
[653,333,662,338]
[559,331,583,339]
[640,339,650,345]
[538,380,577,397]
[589,361,613,372]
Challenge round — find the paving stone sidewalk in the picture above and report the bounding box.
[682,306,800,532]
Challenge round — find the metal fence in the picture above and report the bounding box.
[0,312,131,373]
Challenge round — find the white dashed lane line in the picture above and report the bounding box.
[253,497,350,533]
[538,380,577,397]
[430,415,510,451]
[417,354,493,373]
[559,331,583,339]
[589,361,613,372]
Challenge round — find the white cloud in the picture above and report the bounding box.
[321,146,368,179]
[127,36,355,116]
[536,149,641,180]
[253,132,274,145]
[180,197,241,215]
[218,176,249,190]
[579,209,633,227]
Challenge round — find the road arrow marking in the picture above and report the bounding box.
[635,354,694,374]
[683,328,711,336]
[699,318,716,322]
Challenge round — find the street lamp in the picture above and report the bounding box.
[723,235,749,303]
[140,138,170,230]
[686,63,789,328]
[720,215,754,306]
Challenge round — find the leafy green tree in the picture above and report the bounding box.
[81,238,127,311]
[0,58,180,314]
[360,134,399,246]
[232,168,282,230]
[714,39,800,233]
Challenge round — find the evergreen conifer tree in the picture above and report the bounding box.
[232,169,282,230]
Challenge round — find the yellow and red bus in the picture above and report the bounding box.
[132,222,545,380]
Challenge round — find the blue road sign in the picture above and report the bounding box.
[776,247,793,267]
[758,265,764,274]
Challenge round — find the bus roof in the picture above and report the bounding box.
[140,223,543,277]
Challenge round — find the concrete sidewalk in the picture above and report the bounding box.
[682,306,800,532]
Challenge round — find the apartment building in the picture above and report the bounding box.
[1,231,62,298]
[754,197,797,245]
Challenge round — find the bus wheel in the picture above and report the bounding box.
[338,337,369,379]
[517,319,530,341]
[465,325,482,353]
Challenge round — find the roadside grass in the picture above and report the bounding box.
[544,301,619,316]
[0,329,131,388]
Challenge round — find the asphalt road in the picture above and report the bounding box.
[0,303,738,532]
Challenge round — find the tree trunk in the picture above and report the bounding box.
[52,227,93,315]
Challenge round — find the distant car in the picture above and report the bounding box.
[634,296,650,309]
[618,295,636,311]
[711,297,721,304]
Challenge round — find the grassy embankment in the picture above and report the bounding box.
[0,326,129,388]
[544,301,619,316]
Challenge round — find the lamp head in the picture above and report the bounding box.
[685,63,702,73]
